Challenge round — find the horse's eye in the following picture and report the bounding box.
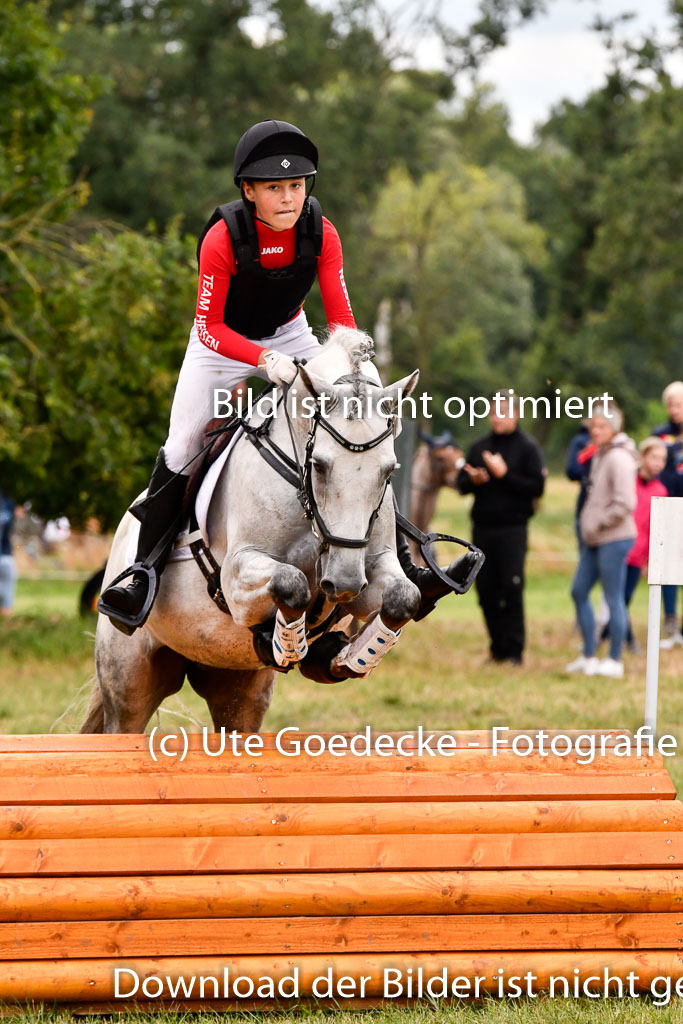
[312,460,327,474]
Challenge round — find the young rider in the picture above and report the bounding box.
[99,119,471,635]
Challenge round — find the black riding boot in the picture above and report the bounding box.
[98,449,188,634]
[395,521,481,622]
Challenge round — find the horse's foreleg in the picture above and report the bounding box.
[225,550,312,666]
[329,564,420,678]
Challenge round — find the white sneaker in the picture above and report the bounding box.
[595,657,624,678]
[565,655,599,675]
[660,631,683,651]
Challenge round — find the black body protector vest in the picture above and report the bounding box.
[196,196,324,341]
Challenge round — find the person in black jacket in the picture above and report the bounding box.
[651,380,683,644]
[457,392,546,664]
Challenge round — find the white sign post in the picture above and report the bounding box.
[645,497,683,734]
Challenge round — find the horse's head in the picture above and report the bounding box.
[289,327,418,604]
[417,431,464,490]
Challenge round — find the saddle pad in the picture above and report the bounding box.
[125,427,243,567]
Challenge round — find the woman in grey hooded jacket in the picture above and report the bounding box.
[566,402,636,678]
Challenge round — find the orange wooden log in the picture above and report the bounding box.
[0,749,666,776]
[1,771,674,805]
[2,799,680,841]
[0,832,680,875]
[2,913,681,960]
[0,730,635,753]
[2,869,681,922]
[0,951,681,1002]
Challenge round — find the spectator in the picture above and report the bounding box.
[566,403,636,678]
[0,491,17,618]
[566,418,610,635]
[457,392,546,665]
[621,437,668,650]
[652,381,683,644]
[565,420,595,535]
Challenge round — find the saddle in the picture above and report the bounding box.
[181,417,241,522]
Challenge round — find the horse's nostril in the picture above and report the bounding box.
[320,578,335,596]
[359,580,368,593]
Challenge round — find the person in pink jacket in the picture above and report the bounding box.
[627,437,668,646]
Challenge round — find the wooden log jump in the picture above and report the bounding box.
[1,730,681,1008]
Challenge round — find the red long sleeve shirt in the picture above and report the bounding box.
[195,214,355,364]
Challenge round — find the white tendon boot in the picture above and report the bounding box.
[332,616,402,676]
[272,610,308,667]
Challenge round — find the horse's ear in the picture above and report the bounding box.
[298,364,328,399]
[381,369,420,414]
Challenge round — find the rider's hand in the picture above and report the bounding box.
[260,349,298,386]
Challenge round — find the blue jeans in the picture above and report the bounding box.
[0,554,16,611]
[662,585,679,618]
[571,539,634,660]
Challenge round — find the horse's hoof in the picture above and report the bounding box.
[251,621,294,673]
[299,632,365,684]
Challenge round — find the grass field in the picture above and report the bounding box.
[2,476,682,1021]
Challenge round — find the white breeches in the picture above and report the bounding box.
[164,311,322,473]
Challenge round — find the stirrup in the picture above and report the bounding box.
[395,510,485,596]
[96,563,158,636]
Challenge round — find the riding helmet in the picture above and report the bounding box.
[233,120,318,186]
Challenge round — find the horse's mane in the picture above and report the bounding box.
[320,327,377,417]
[324,326,375,373]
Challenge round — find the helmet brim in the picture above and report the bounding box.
[236,154,317,183]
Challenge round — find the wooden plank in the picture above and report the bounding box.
[3,869,681,922]
[3,913,681,960]
[0,749,666,776]
[2,771,674,805]
[0,730,635,754]
[3,799,680,841]
[0,832,680,875]
[0,951,681,1001]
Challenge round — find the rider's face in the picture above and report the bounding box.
[242,178,307,232]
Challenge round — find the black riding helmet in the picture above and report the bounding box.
[233,120,318,187]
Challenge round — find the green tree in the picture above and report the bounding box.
[364,160,546,424]
[0,0,92,487]
[0,2,197,526]
[48,0,453,242]
[3,225,196,527]
[520,70,683,437]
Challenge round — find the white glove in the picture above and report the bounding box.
[261,350,298,386]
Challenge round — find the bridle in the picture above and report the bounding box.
[184,373,482,623]
[242,374,395,551]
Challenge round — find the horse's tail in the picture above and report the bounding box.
[80,684,105,733]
